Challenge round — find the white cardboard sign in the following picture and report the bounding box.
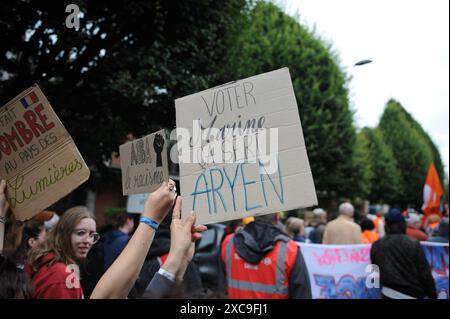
[175,68,317,225]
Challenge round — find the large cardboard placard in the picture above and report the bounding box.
[0,84,90,221]
[175,68,317,225]
[119,129,168,195]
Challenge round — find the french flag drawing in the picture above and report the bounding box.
[20,91,38,108]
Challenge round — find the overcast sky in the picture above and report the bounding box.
[282,0,449,176]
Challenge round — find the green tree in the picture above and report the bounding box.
[361,127,402,205]
[352,129,373,200]
[378,99,434,208]
[0,0,249,187]
[399,109,445,186]
[230,1,356,205]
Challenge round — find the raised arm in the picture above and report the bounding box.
[0,179,9,253]
[90,181,176,299]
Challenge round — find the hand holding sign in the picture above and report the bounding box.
[142,179,177,223]
[161,196,207,281]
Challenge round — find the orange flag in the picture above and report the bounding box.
[421,163,443,217]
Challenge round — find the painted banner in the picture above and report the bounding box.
[175,68,317,225]
[298,242,449,299]
[421,242,449,299]
[0,84,90,221]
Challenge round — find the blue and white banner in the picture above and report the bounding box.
[298,242,449,299]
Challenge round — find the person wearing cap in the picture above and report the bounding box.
[370,208,437,299]
[406,212,428,241]
[322,202,362,245]
[427,217,449,243]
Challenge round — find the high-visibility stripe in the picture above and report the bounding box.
[227,279,289,295]
[275,240,287,293]
[225,236,288,296]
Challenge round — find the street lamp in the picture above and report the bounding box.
[353,59,372,67]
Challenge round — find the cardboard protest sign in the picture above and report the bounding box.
[119,129,168,195]
[0,84,90,221]
[175,68,317,225]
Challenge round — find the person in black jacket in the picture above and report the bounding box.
[370,208,437,299]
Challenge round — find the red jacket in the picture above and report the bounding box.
[27,252,83,299]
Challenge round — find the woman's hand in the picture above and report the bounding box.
[162,197,207,280]
[142,179,177,223]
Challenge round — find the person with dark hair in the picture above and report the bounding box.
[360,218,379,244]
[3,217,47,268]
[103,212,134,270]
[0,254,32,299]
[220,213,311,299]
[370,208,437,299]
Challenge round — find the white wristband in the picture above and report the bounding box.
[158,267,176,282]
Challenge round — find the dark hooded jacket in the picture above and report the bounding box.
[221,221,312,299]
[371,233,437,299]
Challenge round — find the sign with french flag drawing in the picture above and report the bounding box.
[0,84,90,221]
[20,91,39,109]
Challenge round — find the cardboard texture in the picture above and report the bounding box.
[0,84,90,221]
[119,129,169,195]
[175,68,317,225]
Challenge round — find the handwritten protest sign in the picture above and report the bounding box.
[119,129,168,195]
[0,84,90,221]
[175,68,317,225]
[299,242,449,299]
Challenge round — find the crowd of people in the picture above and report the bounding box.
[1,177,448,299]
[0,179,207,299]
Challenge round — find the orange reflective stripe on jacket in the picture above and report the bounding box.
[222,234,298,299]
